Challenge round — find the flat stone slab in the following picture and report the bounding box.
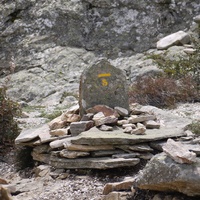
[15,124,50,144]
[49,136,74,149]
[50,156,140,169]
[70,126,186,146]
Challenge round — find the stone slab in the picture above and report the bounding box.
[31,151,50,164]
[50,156,140,169]
[59,150,90,159]
[162,138,197,164]
[70,121,94,136]
[15,124,50,144]
[103,178,135,195]
[79,60,129,115]
[64,141,115,151]
[91,150,125,157]
[70,127,186,146]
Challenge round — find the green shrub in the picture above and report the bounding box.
[148,39,200,84]
[0,87,21,144]
[40,110,63,121]
[130,40,200,108]
[187,120,200,135]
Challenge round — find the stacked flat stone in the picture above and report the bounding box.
[15,103,194,169]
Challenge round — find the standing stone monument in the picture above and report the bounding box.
[79,59,129,115]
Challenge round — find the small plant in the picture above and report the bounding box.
[148,39,200,84]
[130,39,200,108]
[40,109,63,121]
[0,59,21,144]
[0,87,21,144]
[129,75,199,108]
[187,120,200,135]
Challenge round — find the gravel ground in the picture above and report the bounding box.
[0,156,140,200]
[170,102,200,120]
[0,160,104,200]
[1,103,200,200]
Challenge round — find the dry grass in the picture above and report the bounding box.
[129,75,199,108]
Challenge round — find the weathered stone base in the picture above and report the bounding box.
[50,156,140,169]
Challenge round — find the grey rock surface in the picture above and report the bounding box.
[0,0,199,65]
[79,60,129,115]
[136,152,200,196]
[50,156,140,169]
[70,126,186,146]
[0,0,199,107]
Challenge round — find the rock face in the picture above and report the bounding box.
[0,1,199,106]
[136,152,200,196]
[0,0,198,68]
[79,60,129,115]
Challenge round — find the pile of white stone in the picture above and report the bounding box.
[49,104,160,137]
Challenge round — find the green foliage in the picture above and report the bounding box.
[60,91,79,104]
[129,40,200,108]
[187,120,200,135]
[0,87,21,144]
[148,40,200,84]
[40,109,62,121]
[15,147,34,170]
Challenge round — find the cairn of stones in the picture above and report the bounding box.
[15,60,186,169]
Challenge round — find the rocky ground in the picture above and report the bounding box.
[0,102,200,200]
[0,152,142,200]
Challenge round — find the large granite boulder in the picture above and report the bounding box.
[1,0,199,70]
[136,152,200,196]
[0,0,199,106]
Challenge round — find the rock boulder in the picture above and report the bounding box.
[136,152,200,196]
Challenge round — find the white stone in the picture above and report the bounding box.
[99,125,113,131]
[157,31,190,50]
[123,127,133,133]
[122,124,136,129]
[194,15,200,24]
[50,128,69,136]
[183,48,196,54]
[145,120,160,129]
[128,115,156,124]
